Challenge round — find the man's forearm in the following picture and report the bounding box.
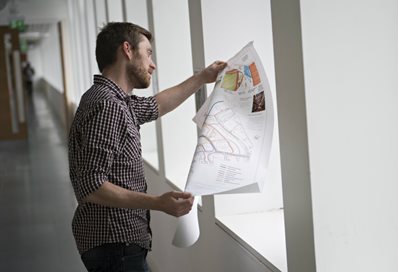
[83,181,159,210]
[154,61,226,117]
[83,181,194,217]
[155,72,205,117]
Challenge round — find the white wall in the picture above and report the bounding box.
[27,47,43,79]
[38,23,63,92]
[301,0,398,271]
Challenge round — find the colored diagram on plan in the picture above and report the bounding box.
[220,62,261,91]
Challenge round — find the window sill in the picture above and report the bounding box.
[215,209,287,272]
[142,150,159,171]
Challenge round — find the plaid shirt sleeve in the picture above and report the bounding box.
[130,95,159,125]
[75,101,124,201]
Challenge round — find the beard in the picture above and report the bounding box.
[126,57,151,89]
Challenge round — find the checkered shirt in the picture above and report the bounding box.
[68,75,158,255]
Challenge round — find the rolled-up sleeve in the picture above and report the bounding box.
[130,95,159,125]
[74,101,123,201]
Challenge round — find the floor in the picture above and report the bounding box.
[0,90,86,271]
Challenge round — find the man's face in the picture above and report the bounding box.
[127,36,156,89]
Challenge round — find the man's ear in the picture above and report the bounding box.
[121,41,133,60]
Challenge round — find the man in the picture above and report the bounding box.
[23,61,35,96]
[68,22,226,272]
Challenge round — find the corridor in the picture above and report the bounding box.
[0,90,85,271]
[0,0,398,271]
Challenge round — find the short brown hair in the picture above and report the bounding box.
[95,22,152,72]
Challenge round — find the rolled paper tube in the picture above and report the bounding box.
[172,197,200,248]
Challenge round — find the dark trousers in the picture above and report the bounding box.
[81,243,149,272]
[26,81,33,96]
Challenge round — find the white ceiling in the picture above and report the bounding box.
[0,0,68,24]
[0,0,67,45]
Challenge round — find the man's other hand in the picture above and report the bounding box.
[157,191,194,217]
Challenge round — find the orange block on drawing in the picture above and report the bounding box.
[249,63,260,86]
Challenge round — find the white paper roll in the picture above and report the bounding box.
[172,197,200,248]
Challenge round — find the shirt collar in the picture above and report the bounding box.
[93,75,129,101]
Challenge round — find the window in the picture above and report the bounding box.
[85,0,98,76]
[94,0,107,32]
[106,0,123,22]
[152,0,196,190]
[201,0,287,270]
[125,0,159,170]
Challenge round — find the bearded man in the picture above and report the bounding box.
[68,22,226,272]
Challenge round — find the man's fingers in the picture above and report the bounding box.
[161,191,195,217]
[218,61,227,67]
[176,203,194,217]
[170,191,192,199]
[213,60,227,71]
